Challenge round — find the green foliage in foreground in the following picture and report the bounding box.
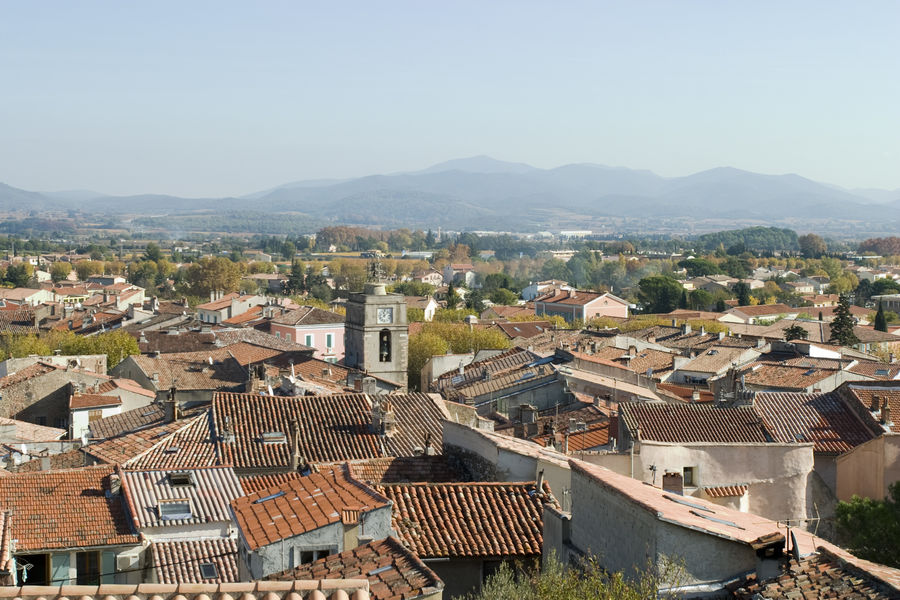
[461,554,680,600]
[835,482,900,568]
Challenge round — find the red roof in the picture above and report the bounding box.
[70,393,122,410]
[382,481,554,558]
[267,536,443,600]
[619,403,770,444]
[151,538,239,583]
[0,465,139,550]
[232,465,389,551]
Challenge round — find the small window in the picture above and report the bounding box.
[168,472,193,487]
[158,499,192,520]
[260,431,286,444]
[199,562,218,580]
[275,331,281,338]
[305,334,313,347]
[285,333,291,342]
[683,466,697,487]
[326,333,333,349]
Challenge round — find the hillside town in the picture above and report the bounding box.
[0,228,894,599]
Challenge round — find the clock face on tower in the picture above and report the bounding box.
[376,307,394,324]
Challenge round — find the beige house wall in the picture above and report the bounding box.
[836,433,900,501]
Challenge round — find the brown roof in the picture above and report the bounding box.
[123,350,248,391]
[729,548,900,599]
[0,465,139,551]
[534,289,627,307]
[89,402,168,439]
[728,303,795,317]
[619,402,770,444]
[741,363,841,391]
[433,346,539,390]
[151,538,239,583]
[196,292,242,311]
[271,305,345,326]
[0,362,58,389]
[0,417,66,442]
[238,471,308,495]
[848,362,900,380]
[584,346,676,376]
[344,456,465,485]
[443,363,557,403]
[232,465,390,551]
[214,392,448,468]
[70,393,122,410]
[13,447,87,472]
[383,481,554,559]
[754,391,876,453]
[843,384,900,433]
[267,536,443,600]
[124,411,220,470]
[493,321,553,339]
[656,383,715,403]
[84,413,205,465]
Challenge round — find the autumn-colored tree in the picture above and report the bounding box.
[49,261,72,283]
[184,256,244,296]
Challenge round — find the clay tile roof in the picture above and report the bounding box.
[0,465,139,551]
[151,537,239,583]
[271,305,345,326]
[741,363,840,391]
[434,346,539,390]
[124,411,221,470]
[238,471,308,495]
[754,391,876,453]
[848,361,900,380]
[0,511,10,576]
[729,547,900,599]
[619,402,770,444]
[13,447,87,472]
[126,350,247,391]
[703,485,748,498]
[382,481,555,559]
[0,416,66,442]
[267,536,444,600]
[343,456,465,485]
[655,383,715,404]
[196,292,242,310]
[121,466,245,528]
[494,321,553,339]
[70,393,122,410]
[729,303,794,317]
[89,402,167,439]
[84,410,207,465]
[0,362,58,389]
[214,392,448,468]
[0,581,371,600]
[535,289,613,306]
[844,384,900,433]
[445,363,557,402]
[231,466,390,550]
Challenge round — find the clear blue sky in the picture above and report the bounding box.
[2,1,899,197]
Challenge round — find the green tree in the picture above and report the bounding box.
[284,260,306,295]
[678,258,722,277]
[184,256,244,296]
[637,275,683,313]
[829,294,859,346]
[4,263,32,287]
[689,289,714,311]
[798,233,827,258]
[489,288,519,305]
[782,324,809,340]
[835,482,900,568]
[733,282,752,306]
[390,281,435,297]
[875,302,888,332]
[144,242,162,262]
[49,262,72,283]
[446,283,461,309]
[461,553,677,600]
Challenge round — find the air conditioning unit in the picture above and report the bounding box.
[116,548,142,572]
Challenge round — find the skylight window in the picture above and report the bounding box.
[168,472,193,487]
[876,369,890,376]
[261,431,286,444]
[663,494,713,513]
[199,563,218,579]
[689,510,745,530]
[158,499,192,520]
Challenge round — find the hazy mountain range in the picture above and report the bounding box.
[4,156,900,231]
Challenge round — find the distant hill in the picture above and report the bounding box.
[3,157,899,231]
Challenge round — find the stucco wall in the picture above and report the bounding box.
[632,442,817,524]
[836,434,900,501]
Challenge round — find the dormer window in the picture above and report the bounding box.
[168,472,193,487]
[158,499,192,520]
[261,431,286,444]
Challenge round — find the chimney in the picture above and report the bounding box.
[151,372,160,386]
[362,377,376,395]
[681,322,691,335]
[290,419,302,471]
[520,404,537,424]
[718,331,726,341]
[536,469,545,493]
[691,389,701,404]
[568,417,577,432]
[109,472,122,496]
[424,431,436,456]
[671,319,678,327]
[871,394,881,413]
[210,291,216,302]
[700,325,706,336]
[40,456,51,471]
[882,397,892,426]
[372,399,397,436]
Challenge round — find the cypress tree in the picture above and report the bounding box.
[875,301,888,332]
[829,294,859,347]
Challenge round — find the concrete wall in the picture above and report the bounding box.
[630,441,817,524]
[836,434,900,501]
[3,370,112,430]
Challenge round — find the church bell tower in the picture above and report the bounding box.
[344,282,408,390]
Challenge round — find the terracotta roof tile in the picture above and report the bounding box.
[433,347,540,390]
[741,363,840,391]
[620,402,770,444]
[382,481,554,559]
[89,402,168,439]
[151,538,239,584]
[843,384,900,433]
[0,580,371,599]
[0,362,58,389]
[271,305,345,326]
[0,465,139,551]
[214,392,448,468]
[729,548,900,599]
[703,485,748,498]
[343,456,465,485]
[232,465,390,551]
[267,536,443,600]
[70,393,122,410]
[124,411,221,470]
[754,391,876,453]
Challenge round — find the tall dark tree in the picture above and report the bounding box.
[678,289,688,309]
[829,294,859,347]
[782,324,809,341]
[835,481,900,568]
[875,302,888,332]
[733,282,752,306]
[445,283,460,309]
[637,275,683,314]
